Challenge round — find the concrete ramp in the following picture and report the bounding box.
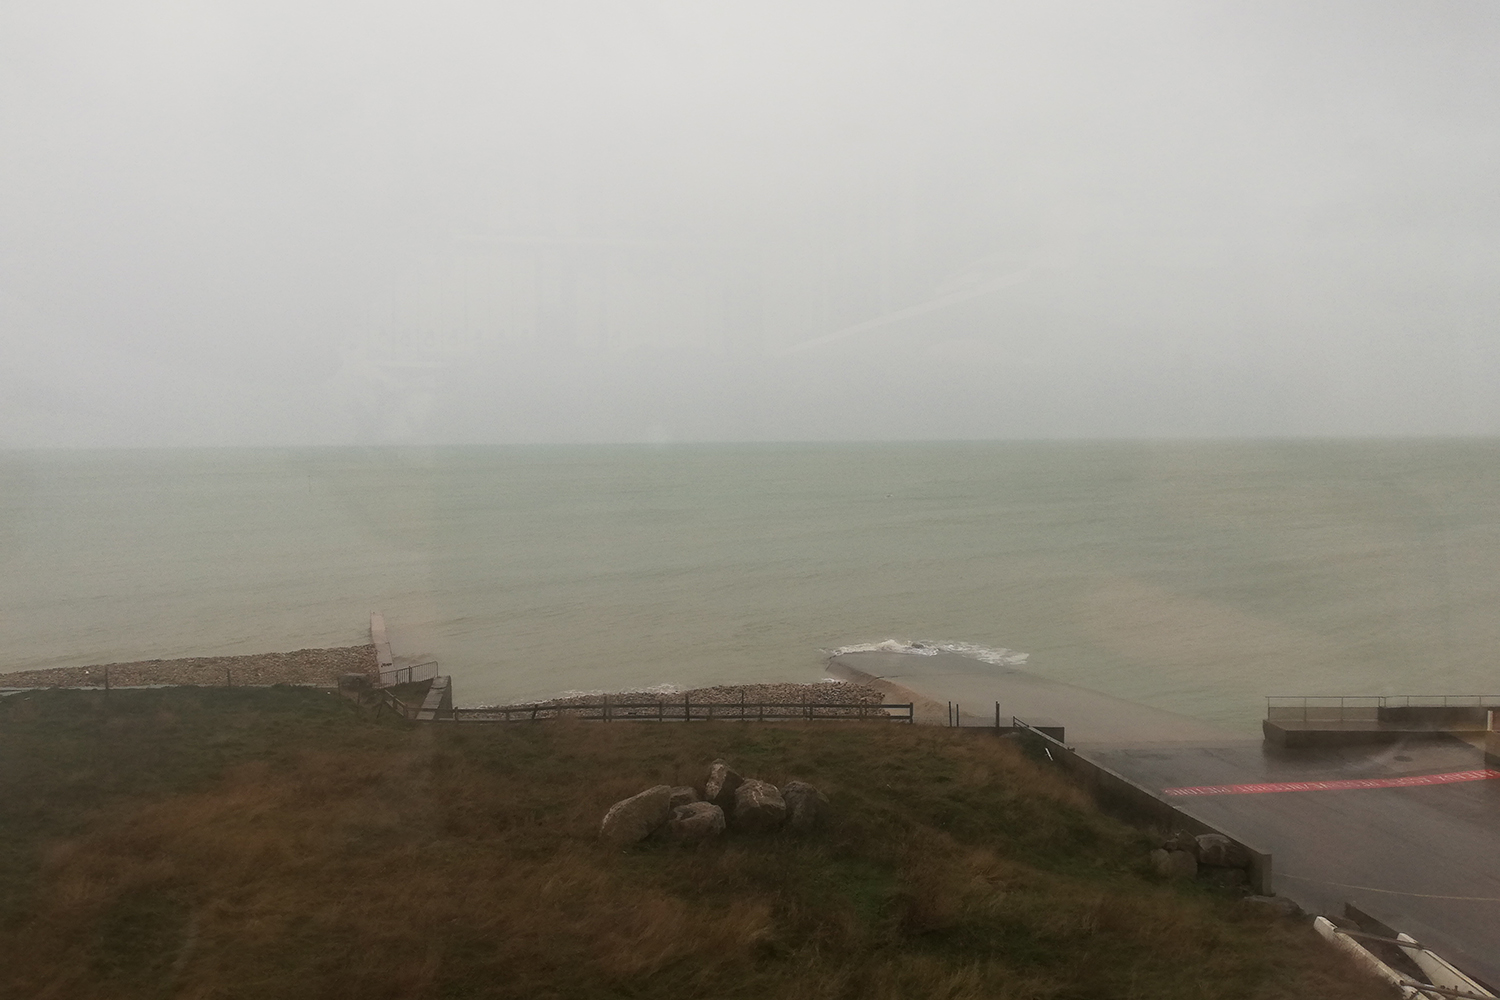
[829,651,1227,743]
[416,676,453,721]
[370,614,394,673]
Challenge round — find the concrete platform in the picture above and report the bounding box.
[1264,718,1488,748]
[831,650,1500,985]
[1083,736,1500,987]
[829,651,1228,743]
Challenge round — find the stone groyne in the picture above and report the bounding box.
[0,645,379,690]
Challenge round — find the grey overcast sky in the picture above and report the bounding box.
[2,0,1497,446]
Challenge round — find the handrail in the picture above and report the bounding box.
[1266,694,1500,723]
[374,687,419,720]
[378,661,440,688]
[1013,717,1073,751]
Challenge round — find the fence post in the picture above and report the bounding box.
[948,701,952,727]
[684,693,690,722]
[658,700,664,722]
[603,693,609,722]
[995,701,1000,730]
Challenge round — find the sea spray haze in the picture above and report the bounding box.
[1,4,1499,446]
[4,441,1498,727]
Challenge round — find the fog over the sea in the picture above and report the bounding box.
[2,1,1497,446]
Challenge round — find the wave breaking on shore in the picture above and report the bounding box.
[828,639,1029,667]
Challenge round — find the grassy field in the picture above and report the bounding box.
[0,687,1383,1000]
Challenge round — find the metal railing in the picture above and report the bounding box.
[1013,717,1073,751]
[378,661,439,688]
[1267,695,1500,722]
[1382,694,1500,709]
[374,688,419,720]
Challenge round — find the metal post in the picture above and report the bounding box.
[996,701,1000,729]
[603,693,609,721]
[684,693,690,722]
[658,700,663,722]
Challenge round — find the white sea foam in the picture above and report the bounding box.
[828,639,1029,667]
[551,681,682,699]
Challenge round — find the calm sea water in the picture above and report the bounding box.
[3,442,1498,730]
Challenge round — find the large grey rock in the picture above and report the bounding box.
[732,778,787,832]
[705,759,742,808]
[599,785,673,845]
[1161,830,1198,855]
[1242,895,1302,918]
[781,780,829,833]
[667,801,725,842]
[1149,848,1197,880]
[1195,834,1251,869]
[668,786,700,810]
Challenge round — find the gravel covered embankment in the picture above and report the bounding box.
[1,645,379,689]
[465,680,890,720]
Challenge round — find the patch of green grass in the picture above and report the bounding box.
[0,688,1384,999]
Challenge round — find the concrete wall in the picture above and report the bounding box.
[1378,705,1491,727]
[1034,734,1274,895]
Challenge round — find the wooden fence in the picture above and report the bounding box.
[374,691,913,724]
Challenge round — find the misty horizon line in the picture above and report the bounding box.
[6,434,1499,455]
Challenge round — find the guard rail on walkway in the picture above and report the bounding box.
[379,662,440,688]
[1268,695,1500,723]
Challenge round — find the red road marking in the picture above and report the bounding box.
[1162,769,1500,797]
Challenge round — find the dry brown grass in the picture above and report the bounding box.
[0,689,1390,999]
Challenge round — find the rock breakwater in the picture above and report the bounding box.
[1,645,379,689]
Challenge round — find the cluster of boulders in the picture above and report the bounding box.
[599,758,829,846]
[1149,832,1254,888]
